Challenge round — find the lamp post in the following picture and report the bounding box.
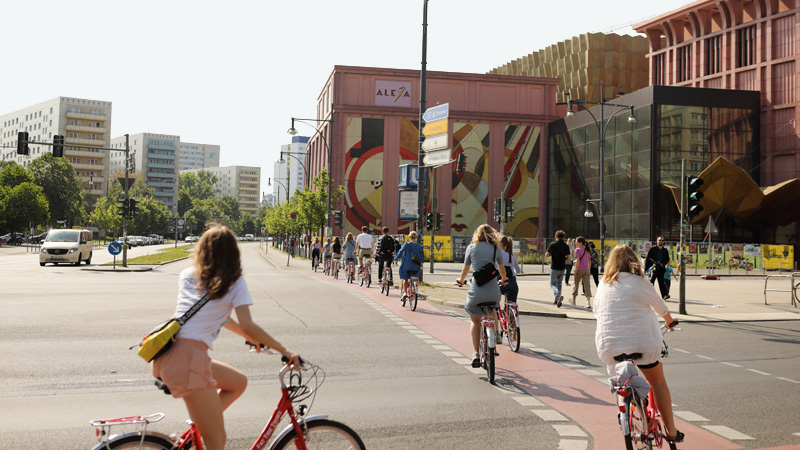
[288,117,334,233]
[278,150,309,189]
[567,85,637,269]
[267,177,288,204]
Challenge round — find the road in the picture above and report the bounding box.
[1,243,798,449]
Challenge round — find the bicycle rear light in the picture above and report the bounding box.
[618,388,629,397]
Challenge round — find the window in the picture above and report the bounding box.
[705,35,721,75]
[653,53,666,85]
[677,45,692,82]
[737,25,756,68]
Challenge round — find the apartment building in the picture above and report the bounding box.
[111,133,180,211]
[273,136,309,203]
[182,165,262,217]
[179,141,220,171]
[0,97,112,200]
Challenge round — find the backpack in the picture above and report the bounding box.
[377,235,395,257]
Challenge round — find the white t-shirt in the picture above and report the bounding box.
[174,267,253,349]
[356,233,374,251]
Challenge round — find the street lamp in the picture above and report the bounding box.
[566,85,637,269]
[267,177,289,204]
[288,117,334,232]
[278,150,309,190]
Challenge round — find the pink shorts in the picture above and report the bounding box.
[152,338,217,398]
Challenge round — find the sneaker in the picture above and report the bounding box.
[471,351,480,367]
[664,295,671,300]
[557,296,563,308]
[586,304,592,309]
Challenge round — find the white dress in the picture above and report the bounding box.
[594,272,670,375]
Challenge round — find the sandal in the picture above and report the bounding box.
[663,430,685,443]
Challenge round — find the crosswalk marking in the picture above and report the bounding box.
[551,425,588,437]
[532,409,569,421]
[674,411,710,421]
[512,396,545,407]
[702,425,754,440]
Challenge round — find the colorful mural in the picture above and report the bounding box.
[451,123,490,236]
[344,118,385,234]
[503,125,541,239]
[398,120,421,234]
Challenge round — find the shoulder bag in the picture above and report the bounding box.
[472,245,500,287]
[411,244,423,266]
[135,292,212,363]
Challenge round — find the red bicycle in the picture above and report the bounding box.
[89,356,365,450]
[497,284,520,352]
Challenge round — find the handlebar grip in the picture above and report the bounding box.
[668,319,679,328]
[245,340,265,349]
[281,355,306,366]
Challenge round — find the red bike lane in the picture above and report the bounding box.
[338,277,744,450]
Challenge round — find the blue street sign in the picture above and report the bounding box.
[422,103,449,123]
[108,242,122,255]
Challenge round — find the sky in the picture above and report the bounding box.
[2,0,694,199]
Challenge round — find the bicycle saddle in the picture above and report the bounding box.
[476,301,498,308]
[613,352,643,362]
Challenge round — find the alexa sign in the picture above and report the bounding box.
[375,80,412,107]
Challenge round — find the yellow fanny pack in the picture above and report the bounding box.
[134,292,212,363]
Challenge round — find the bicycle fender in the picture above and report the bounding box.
[620,412,630,435]
[89,431,174,450]
[268,415,330,450]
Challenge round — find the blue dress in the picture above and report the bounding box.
[395,242,424,280]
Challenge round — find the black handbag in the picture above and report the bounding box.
[472,246,499,286]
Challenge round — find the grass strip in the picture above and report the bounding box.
[103,244,194,265]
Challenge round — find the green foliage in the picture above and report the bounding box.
[268,169,345,236]
[179,171,218,201]
[27,153,84,228]
[0,182,49,233]
[236,212,257,235]
[219,195,240,221]
[0,163,33,188]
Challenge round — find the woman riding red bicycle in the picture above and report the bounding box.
[594,244,683,444]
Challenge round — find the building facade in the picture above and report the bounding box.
[303,66,559,243]
[179,142,220,171]
[182,165,261,217]
[274,136,309,203]
[111,133,180,211]
[0,97,112,201]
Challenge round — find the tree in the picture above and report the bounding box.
[0,163,32,188]
[0,182,49,233]
[27,153,84,227]
[128,196,171,236]
[179,171,218,201]
[236,212,257,236]
[219,195,240,222]
[177,189,193,217]
[291,169,345,236]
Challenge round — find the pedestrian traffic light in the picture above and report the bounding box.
[333,210,344,228]
[53,135,65,157]
[494,197,504,223]
[425,212,434,231]
[117,198,128,218]
[128,199,139,219]
[435,212,444,230]
[455,152,467,174]
[505,198,515,222]
[17,132,29,155]
[686,176,704,221]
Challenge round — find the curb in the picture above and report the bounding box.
[82,256,191,272]
[423,295,568,319]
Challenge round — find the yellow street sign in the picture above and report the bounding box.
[422,119,448,137]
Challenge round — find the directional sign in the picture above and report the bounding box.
[108,242,122,255]
[422,119,448,137]
[422,103,449,123]
[422,134,448,152]
[422,148,452,166]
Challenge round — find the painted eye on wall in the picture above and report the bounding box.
[371,180,383,188]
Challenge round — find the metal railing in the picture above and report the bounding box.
[763,272,800,307]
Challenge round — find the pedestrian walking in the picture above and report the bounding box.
[571,236,593,308]
[589,241,600,286]
[546,230,571,308]
[564,237,574,285]
[645,236,671,299]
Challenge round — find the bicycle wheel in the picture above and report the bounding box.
[506,309,520,352]
[94,433,174,450]
[409,283,418,311]
[624,394,651,450]
[366,271,371,288]
[485,328,496,384]
[272,418,366,450]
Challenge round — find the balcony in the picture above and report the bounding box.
[67,149,106,158]
[73,163,106,171]
[66,137,107,146]
[148,162,175,169]
[66,125,108,133]
[66,112,108,121]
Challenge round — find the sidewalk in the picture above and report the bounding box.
[259,245,800,323]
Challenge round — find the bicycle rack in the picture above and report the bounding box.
[763,272,800,307]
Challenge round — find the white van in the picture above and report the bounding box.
[39,229,93,266]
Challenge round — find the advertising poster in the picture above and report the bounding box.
[422,236,452,261]
[398,190,418,221]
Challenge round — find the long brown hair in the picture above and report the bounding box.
[499,235,513,253]
[193,224,243,299]
[471,224,500,245]
[602,244,644,284]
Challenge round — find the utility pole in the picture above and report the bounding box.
[416,0,429,283]
[679,159,687,314]
[122,134,130,267]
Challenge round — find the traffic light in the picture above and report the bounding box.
[686,176,705,221]
[333,210,344,228]
[505,198,515,222]
[127,152,136,173]
[494,197,504,223]
[425,212,434,231]
[117,198,128,218]
[53,135,65,157]
[455,152,467,174]
[128,199,139,219]
[435,212,444,230]
[17,132,29,155]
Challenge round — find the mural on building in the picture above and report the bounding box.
[398,119,421,234]
[345,118,385,234]
[451,123,490,236]
[503,125,541,239]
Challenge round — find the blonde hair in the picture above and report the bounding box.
[408,231,418,242]
[345,232,354,242]
[471,224,499,245]
[602,244,644,284]
[193,224,242,300]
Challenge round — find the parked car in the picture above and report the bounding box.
[40,229,93,266]
[148,234,164,244]
[29,232,48,244]
[1,232,25,245]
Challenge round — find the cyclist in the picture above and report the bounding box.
[331,237,342,275]
[342,232,357,279]
[594,244,683,444]
[310,237,322,269]
[152,225,299,450]
[322,237,332,274]
[374,227,395,286]
[456,224,507,367]
[395,231,424,302]
[355,226,374,277]
[499,235,520,303]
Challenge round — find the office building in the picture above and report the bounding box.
[182,165,261,217]
[111,133,179,211]
[179,142,220,171]
[273,136,309,203]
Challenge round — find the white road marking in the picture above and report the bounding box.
[702,425,754,440]
[512,396,545,407]
[672,348,691,353]
[747,369,772,376]
[452,358,472,365]
[674,411,710,421]
[432,345,451,350]
[408,329,427,335]
[535,348,552,353]
[466,367,484,374]
[551,425,587,437]
[720,362,742,367]
[577,369,604,377]
[532,409,569,421]
[413,334,431,339]
[696,355,716,361]
[442,351,463,357]
[558,440,588,450]
[422,339,442,344]
[776,377,800,384]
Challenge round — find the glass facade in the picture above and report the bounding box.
[548,87,759,243]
